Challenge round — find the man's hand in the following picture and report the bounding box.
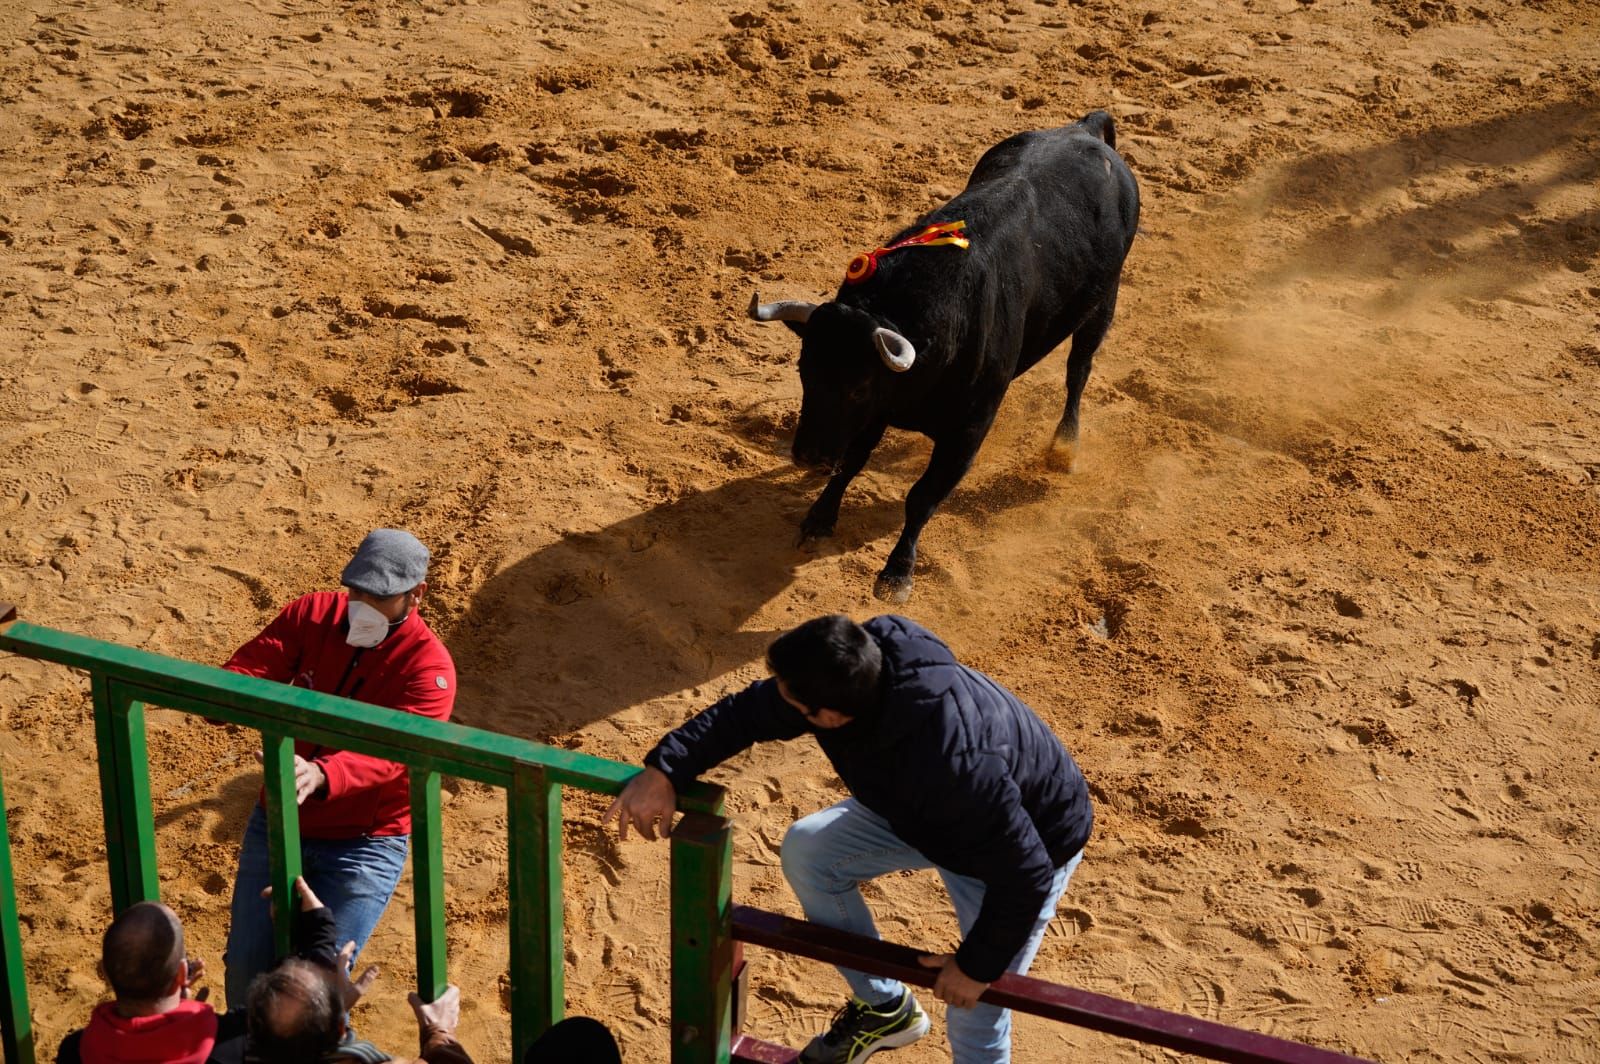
[409,984,462,1039]
[334,940,380,1010]
[251,751,328,805]
[602,766,677,841]
[294,755,327,804]
[291,875,322,910]
[259,875,324,913]
[182,956,209,1002]
[918,953,990,1009]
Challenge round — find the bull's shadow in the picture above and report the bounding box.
[446,465,906,740]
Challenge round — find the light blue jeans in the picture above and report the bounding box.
[781,799,1079,1064]
[223,804,410,1010]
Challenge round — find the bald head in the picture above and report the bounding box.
[246,960,341,1063]
[102,902,184,1003]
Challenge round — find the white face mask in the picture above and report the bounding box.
[346,599,391,648]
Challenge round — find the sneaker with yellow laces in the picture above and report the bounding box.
[797,988,930,1064]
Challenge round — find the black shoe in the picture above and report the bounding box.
[797,989,930,1064]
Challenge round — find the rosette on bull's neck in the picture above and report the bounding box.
[844,220,970,284]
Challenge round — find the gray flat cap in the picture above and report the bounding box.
[341,529,430,596]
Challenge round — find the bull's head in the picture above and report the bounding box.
[749,293,916,473]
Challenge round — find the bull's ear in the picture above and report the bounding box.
[749,292,817,337]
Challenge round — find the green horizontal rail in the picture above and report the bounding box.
[0,619,721,812]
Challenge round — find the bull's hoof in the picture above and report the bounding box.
[1045,436,1077,473]
[797,531,831,554]
[873,572,914,604]
[797,514,837,551]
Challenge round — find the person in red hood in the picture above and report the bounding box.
[57,901,246,1064]
[218,529,457,1009]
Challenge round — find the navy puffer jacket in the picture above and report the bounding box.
[644,615,1092,983]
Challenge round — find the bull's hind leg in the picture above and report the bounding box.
[1048,289,1119,472]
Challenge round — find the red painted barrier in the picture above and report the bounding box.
[732,1034,801,1063]
[731,906,1376,1064]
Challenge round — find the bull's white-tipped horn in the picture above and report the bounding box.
[748,292,818,323]
[873,327,917,372]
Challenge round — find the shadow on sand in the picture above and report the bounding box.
[1260,94,1599,302]
[445,465,909,740]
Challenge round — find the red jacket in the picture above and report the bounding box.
[76,1000,217,1064]
[225,591,456,838]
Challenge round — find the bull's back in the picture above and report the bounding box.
[956,116,1137,369]
[964,114,1138,251]
[856,113,1138,411]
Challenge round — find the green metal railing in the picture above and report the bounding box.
[0,604,738,1064]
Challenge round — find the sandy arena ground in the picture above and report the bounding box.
[1,0,1598,1059]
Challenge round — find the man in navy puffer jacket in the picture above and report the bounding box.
[605,614,1092,1064]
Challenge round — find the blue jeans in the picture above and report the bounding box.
[223,805,410,1009]
[781,799,1079,1064]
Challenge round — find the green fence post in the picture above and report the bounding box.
[669,812,733,1064]
[260,732,303,960]
[410,769,447,1001]
[0,761,35,1064]
[508,764,562,1059]
[91,676,159,911]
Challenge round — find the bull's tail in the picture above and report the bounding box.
[1080,110,1116,150]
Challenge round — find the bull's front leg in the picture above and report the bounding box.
[799,419,888,549]
[875,424,988,603]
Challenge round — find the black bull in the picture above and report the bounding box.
[749,110,1140,602]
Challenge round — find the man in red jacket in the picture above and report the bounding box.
[57,901,246,1063]
[220,529,457,1010]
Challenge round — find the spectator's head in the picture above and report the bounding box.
[245,960,343,1062]
[102,901,187,1009]
[766,615,883,726]
[523,1016,623,1064]
[341,529,430,644]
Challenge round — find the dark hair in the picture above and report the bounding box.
[524,1017,623,1064]
[102,902,183,1002]
[246,960,342,1063]
[766,615,883,717]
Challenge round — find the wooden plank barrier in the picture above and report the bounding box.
[730,906,1376,1064]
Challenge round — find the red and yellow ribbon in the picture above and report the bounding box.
[844,220,970,284]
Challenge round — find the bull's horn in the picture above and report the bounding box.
[873,327,916,372]
[748,292,817,323]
